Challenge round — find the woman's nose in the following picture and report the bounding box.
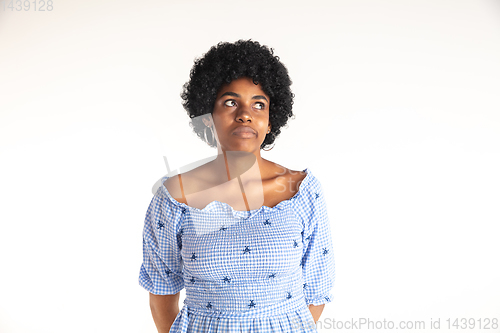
[235,102,253,121]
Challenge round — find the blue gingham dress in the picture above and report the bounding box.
[139,168,335,332]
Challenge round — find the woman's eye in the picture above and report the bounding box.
[255,102,265,110]
[224,100,236,107]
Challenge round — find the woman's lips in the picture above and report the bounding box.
[233,132,256,138]
[233,126,256,138]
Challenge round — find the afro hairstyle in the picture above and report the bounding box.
[180,39,295,150]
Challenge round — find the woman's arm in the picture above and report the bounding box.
[149,292,181,333]
[308,304,325,324]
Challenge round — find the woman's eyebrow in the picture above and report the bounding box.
[220,92,269,103]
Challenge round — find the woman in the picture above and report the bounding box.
[139,39,335,332]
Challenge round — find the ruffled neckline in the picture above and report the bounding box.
[158,167,313,219]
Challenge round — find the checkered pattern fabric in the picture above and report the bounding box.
[139,168,335,332]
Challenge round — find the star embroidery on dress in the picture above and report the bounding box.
[206,301,212,309]
[223,276,231,283]
[248,300,256,308]
[268,273,276,279]
[177,231,183,250]
[157,221,165,230]
[165,268,172,276]
[303,283,308,289]
[181,207,187,213]
[190,252,197,260]
[293,240,298,248]
[243,246,251,254]
[305,235,311,242]
[190,276,196,283]
[263,219,271,225]
[322,248,329,255]
[219,225,227,231]
[324,296,330,302]
[315,192,320,199]
[286,292,292,299]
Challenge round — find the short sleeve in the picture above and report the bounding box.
[138,188,185,295]
[296,176,335,306]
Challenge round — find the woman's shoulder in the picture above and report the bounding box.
[163,167,213,205]
[163,173,197,205]
[163,176,184,204]
[267,164,323,205]
[260,162,310,207]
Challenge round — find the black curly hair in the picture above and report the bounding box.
[180,39,295,150]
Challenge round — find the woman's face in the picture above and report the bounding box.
[211,76,271,153]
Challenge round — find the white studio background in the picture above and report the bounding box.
[1,0,499,332]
